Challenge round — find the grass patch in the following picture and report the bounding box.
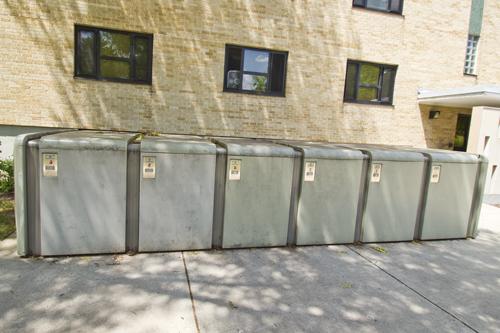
[0,193,15,240]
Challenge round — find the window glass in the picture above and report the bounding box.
[358,87,378,101]
[366,0,389,11]
[242,74,267,92]
[354,0,403,13]
[226,47,242,89]
[243,49,269,73]
[270,53,285,93]
[75,25,152,84]
[224,45,287,96]
[464,35,479,75]
[381,68,395,102]
[344,63,358,100]
[227,47,242,71]
[100,31,130,58]
[453,114,471,151]
[100,60,130,79]
[134,37,149,80]
[344,60,397,104]
[390,0,401,12]
[227,70,241,89]
[359,64,380,86]
[78,30,95,75]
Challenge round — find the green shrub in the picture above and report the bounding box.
[0,159,14,193]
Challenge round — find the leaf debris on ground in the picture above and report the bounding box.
[372,246,387,254]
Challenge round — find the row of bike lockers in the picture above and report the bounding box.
[14,130,488,256]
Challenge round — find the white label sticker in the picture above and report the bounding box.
[42,153,58,177]
[143,156,156,179]
[430,165,441,183]
[371,163,382,183]
[304,161,316,182]
[229,159,241,180]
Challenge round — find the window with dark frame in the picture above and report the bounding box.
[74,25,153,84]
[344,60,397,105]
[353,0,404,14]
[224,45,288,96]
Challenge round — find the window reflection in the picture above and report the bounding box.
[75,25,152,84]
[242,74,267,92]
[366,0,389,10]
[78,31,95,75]
[243,50,269,73]
[100,32,130,58]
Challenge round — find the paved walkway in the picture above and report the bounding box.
[1,204,499,333]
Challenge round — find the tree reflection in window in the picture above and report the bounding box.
[75,25,153,84]
[344,60,397,105]
[224,45,287,96]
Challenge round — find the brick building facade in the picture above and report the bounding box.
[0,0,499,152]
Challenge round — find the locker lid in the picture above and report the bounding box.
[366,145,480,164]
[337,144,426,162]
[141,135,216,154]
[214,138,296,157]
[408,148,479,164]
[39,131,138,151]
[277,141,365,160]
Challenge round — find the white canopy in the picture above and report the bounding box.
[418,85,500,108]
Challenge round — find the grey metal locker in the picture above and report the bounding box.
[283,141,366,245]
[213,138,296,248]
[38,131,137,255]
[138,135,216,252]
[340,144,426,243]
[409,149,482,240]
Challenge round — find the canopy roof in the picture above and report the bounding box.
[418,85,500,108]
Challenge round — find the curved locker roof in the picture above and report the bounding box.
[276,140,365,160]
[405,148,479,164]
[213,138,295,157]
[141,135,216,154]
[361,144,480,164]
[39,131,139,151]
[336,144,426,162]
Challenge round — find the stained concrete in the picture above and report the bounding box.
[349,204,500,333]
[0,244,196,333]
[184,248,468,332]
[1,204,499,332]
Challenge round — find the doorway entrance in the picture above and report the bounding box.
[453,114,471,151]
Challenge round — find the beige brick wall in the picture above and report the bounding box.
[0,0,498,147]
[419,105,472,150]
[477,0,500,83]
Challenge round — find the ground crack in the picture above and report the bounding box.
[182,252,201,333]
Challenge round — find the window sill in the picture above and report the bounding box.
[223,88,286,98]
[463,73,478,77]
[352,6,405,17]
[343,100,395,108]
[74,75,152,86]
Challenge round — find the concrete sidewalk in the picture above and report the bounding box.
[1,204,499,333]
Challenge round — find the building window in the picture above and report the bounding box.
[344,60,397,105]
[353,0,404,14]
[74,25,153,84]
[464,35,479,75]
[223,45,288,97]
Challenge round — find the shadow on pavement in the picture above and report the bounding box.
[0,204,499,332]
